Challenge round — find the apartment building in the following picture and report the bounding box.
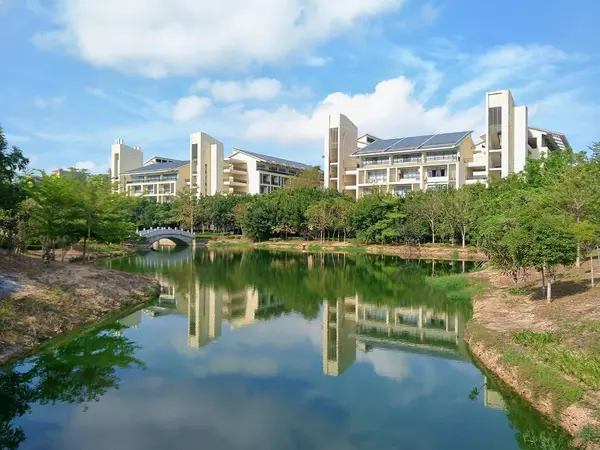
[224,149,312,195]
[190,132,224,197]
[111,132,312,201]
[325,89,570,198]
[120,157,190,203]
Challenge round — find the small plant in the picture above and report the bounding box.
[451,250,459,260]
[579,425,600,445]
[512,330,563,347]
[508,286,530,296]
[523,430,573,450]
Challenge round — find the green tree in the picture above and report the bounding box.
[171,186,199,231]
[25,172,82,256]
[444,186,481,247]
[284,166,323,190]
[407,190,446,244]
[545,163,600,266]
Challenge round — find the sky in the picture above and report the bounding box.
[1,0,599,174]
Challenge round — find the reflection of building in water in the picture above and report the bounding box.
[483,376,507,411]
[351,297,466,360]
[322,295,468,377]
[111,310,143,336]
[322,298,357,376]
[187,282,285,349]
[188,281,223,348]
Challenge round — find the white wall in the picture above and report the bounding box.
[111,139,143,191]
[513,106,529,173]
[190,132,224,196]
[229,151,261,194]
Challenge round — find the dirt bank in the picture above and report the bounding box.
[465,262,600,448]
[209,238,488,261]
[0,255,159,365]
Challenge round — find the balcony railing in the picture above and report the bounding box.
[425,155,458,162]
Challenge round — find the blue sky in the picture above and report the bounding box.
[1,0,599,173]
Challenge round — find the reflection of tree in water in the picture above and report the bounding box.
[0,322,143,449]
[0,369,33,450]
[470,373,573,450]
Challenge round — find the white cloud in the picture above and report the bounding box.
[418,3,441,26]
[33,0,405,77]
[243,76,483,143]
[447,44,582,104]
[194,78,283,102]
[305,55,331,67]
[172,96,211,122]
[396,49,442,103]
[33,95,65,108]
[74,160,100,172]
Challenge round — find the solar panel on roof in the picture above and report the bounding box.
[551,133,567,150]
[354,138,399,155]
[238,150,311,169]
[419,131,471,149]
[386,135,435,152]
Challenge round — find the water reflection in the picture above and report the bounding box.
[0,248,569,449]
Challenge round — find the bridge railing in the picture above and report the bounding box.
[137,227,195,238]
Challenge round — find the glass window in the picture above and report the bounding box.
[426,151,457,162]
[393,154,421,165]
[362,156,390,167]
[400,169,419,179]
[366,170,387,184]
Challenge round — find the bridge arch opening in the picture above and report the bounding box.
[151,238,188,249]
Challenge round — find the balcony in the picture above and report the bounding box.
[392,158,422,167]
[224,177,248,187]
[425,154,458,163]
[224,165,247,176]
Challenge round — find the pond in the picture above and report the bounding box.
[0,248,567,449]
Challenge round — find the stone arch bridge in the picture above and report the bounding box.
[137,228,195,249]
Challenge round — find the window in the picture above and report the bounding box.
[366,170,387,184]
[362,156,390,167]
[392,186,411,197]
[427,168,446,178]
[488,106,502,150]
[204,164,208,192]
[426,151,457,162]
[400,169,419,179]
[147,175,160,182]
[393,154,421,165]
[191,143,198,159]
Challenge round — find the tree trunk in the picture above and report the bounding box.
[546,280,552,302]
[591,255,595,288]
[576,216,581,267]
[461,230,466,248]
[541,266,546,297]
[431,222,436,244]
[82,235,88,264]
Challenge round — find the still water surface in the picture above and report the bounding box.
[1,248,562,449]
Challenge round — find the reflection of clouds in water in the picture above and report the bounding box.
[193,355,279,377]
[356,349,411,382]
[23,377,361,450]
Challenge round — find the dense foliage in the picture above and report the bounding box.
[1,124,599,295]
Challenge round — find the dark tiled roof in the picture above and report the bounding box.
[353,131,472,156]
[233,149,312,170]
[124,160,189,174]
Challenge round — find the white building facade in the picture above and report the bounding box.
[325,89,570,198]
[111,132,313,202]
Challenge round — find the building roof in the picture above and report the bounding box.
[143,156,182,166]
[231,149,312,170]
[528,127,570,150]
[353,131,472,156]
[124,160,189,175]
